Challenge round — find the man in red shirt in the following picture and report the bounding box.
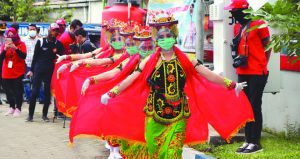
[225,0,271,154]
[0,28,27,117]
[58,19,83,55]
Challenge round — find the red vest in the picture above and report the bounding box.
[234,20,270,75]
[1,42,27,79]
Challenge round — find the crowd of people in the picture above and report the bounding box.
[0,0,271,158]
[0,18,96,121]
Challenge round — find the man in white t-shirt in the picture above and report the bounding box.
[23,23,44,103]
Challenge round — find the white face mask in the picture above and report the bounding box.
[28,30,37,38]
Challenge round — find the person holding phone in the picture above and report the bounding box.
[0,27,27,117]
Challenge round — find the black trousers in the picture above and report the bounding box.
[2,75,24,110]
[28,70,53,118]
[238,73,268,145]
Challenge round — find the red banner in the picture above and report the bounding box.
[280,55,300,72]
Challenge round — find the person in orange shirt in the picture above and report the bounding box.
[225,0,271,154]
[0,28,27,117]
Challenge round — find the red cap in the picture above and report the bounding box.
[50,23,60,30]
[56,18,66,25]
[224,0,249,10]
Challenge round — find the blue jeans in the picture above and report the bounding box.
[24,66,44,102]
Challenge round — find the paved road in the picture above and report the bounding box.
[0,101,109,159]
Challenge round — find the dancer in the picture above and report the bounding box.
[69,27,155,159]
[98,10,253,158]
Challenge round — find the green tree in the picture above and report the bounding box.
[53,5,75,23]
[246,0,300,59]
[0,0,52,22]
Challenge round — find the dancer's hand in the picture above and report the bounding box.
[57,64,68,79]
[56,55,67,64]
[81,78,91,96]
[101,93,110,105]
[235,82,247,96]
[70,61,82,72]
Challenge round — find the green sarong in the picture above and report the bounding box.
[145,117,186,159]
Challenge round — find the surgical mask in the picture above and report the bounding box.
[139,50,154,58]
[111,41,124,50]
[126,46,138,55]
[28,30,37,38]
[157,37,176,50]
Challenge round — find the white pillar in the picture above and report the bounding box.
[210,0,236,80]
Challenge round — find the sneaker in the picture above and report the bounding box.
[26,116,33,122]
[5,108,15,116]
[42,116,50,122]
[241,143,263,154]
[236,142,249,153]
[13,108,21,117]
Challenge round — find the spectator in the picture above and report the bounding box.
[26,23,64,122]
[0,21,7,105]
[225,0,271,154]
[0,28,27,117]
[23,23,44,103]
[58,19,82,55]
[56,18,67,39]
[74,28,96,54]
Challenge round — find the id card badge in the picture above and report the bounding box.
[8,61,13,68]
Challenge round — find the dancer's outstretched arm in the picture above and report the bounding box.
[81,59,131,95]
[100,56,150,104]
[192,59,247,96]
[69,54,122,72]
[56,47,105,63]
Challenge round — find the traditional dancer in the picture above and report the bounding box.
[96,10,253,158]
[69,26,155,159]
[52,19,129,117]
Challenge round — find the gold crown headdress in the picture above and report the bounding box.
[148,10,178,39]
[120,21,139,38]
[133,25,152,41]
[105,19,124,42]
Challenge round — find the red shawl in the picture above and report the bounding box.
[69,46,254,144]
[69,54,141,142]
[63,52,130,117]
[51,46,113,109]
[52,47,113,115]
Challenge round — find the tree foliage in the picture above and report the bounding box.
[0,0,52,22]
[246,0,300,58]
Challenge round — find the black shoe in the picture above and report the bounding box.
[236,142,249,153]
[42,116,50,122]
[241,143,263,154]
[26,116,33,122]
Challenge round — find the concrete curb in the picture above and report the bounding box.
[182,147,216,159]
